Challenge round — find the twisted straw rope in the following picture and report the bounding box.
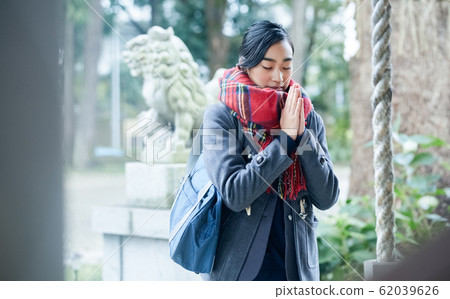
[371,0,395,262]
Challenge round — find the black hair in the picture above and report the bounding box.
[237,20,294,70]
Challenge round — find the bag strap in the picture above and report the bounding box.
[185,107,246,177]
[184,122,204,177]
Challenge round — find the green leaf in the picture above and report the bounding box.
[394,152,415,166]
[427,174,441,183]
[408,135,434,145]
[426,214,448,223]
[352,250,376,263]
[319,255,335,264]
[361,223,376,233]
[406,175,440,192]
[363,230,377,241]
[317,224,339,237]
[396,233,420,245]
[396,133,410,145]
[410,153,436,167]
[319,250,339,264]
[395,133,446,149]
[346,217,368,228]
[406,176,428,191]
[435,188,447,196]
[395,211,411,222]
[417,135,447,148]
[348,231,366,240]
[399,208,413,218]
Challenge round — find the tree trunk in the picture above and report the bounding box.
[63,17,75,167]
[390,0,450,215]
[349,0,374,197]
[349,0,450,203]
[290,0,308,85]
[150,0,162,27]
[73,0,103,169]
[205,0,229,77]
[302,5,319,86]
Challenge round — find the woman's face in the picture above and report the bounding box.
[247,39,293,91]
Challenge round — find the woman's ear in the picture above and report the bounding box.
[237,57,248,72]
[237,65,247,72]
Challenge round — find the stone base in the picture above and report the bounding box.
[92,205,201,281]
[125,162,186,209]
[364,259,399,281]
[160,148,190,164]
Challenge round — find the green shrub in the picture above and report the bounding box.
[318,129,449,280]
[318,195,377,281]
[392,130,449,257]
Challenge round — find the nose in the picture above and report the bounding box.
[271,69,283,84]
[272,70,283,85]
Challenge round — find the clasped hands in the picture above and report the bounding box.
[280,83,305,141]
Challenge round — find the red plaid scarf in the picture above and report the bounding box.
[218,67,313,200]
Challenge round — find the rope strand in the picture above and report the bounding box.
[371,0,395,262]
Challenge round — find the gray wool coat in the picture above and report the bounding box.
[200,102,339,281]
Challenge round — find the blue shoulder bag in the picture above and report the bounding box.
[169,125,222,274]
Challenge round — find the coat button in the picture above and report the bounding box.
[319,156,325,165]
[256,155,264,164]
[247,153,252,160]
[288,215,293,221]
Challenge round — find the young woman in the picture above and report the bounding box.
[201,20,339,281]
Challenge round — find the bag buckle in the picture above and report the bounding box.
[299,198,307,220]
[245,206,251,216]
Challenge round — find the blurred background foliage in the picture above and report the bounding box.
[318,124,449,280]
[64,0,351,170]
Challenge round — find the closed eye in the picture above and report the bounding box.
[262,66,272,70]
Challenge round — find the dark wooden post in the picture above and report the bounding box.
[0,0,64,280]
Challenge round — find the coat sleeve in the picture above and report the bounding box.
[296,111,340,210]
[201,104,293,213]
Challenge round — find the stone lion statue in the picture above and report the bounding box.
[123,26,223,153]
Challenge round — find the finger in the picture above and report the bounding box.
[293,98,301,133]
[288,86,297,111]
[288,84,300,113]
[289,85,298,111]
[300,97,305,124]
[292,87,300,112]
[285,86,294,112]
[298,97,305,135]
[294,96,301,117]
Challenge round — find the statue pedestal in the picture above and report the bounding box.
[125,162,186,209]
[92,206,200,280]
[92,160,201,280]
